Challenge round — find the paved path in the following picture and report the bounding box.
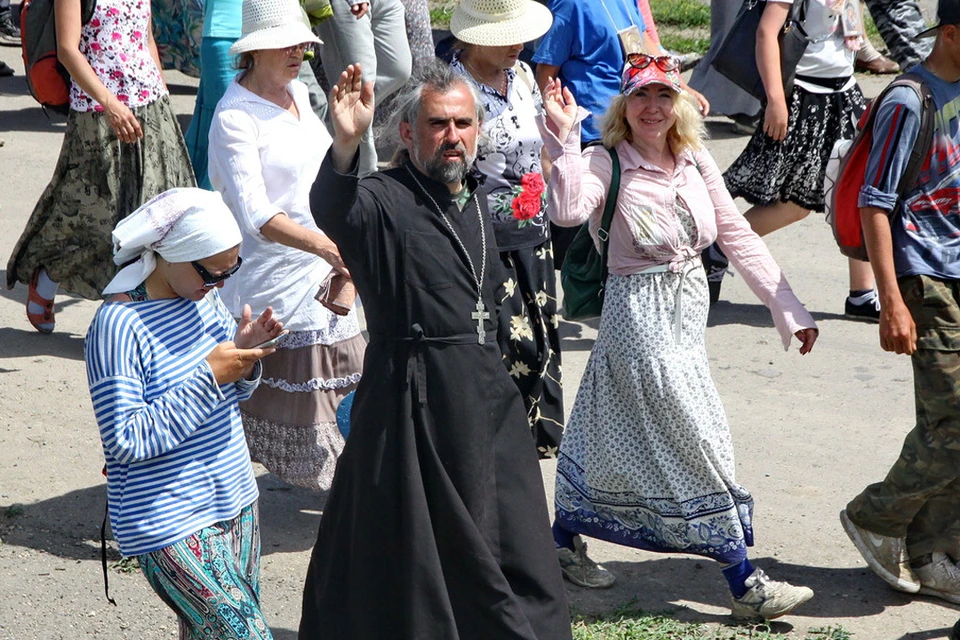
[1,13,958,638]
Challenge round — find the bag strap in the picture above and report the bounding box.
[80,0,97,25]
[598,147,621,270]
[891,73,935,198]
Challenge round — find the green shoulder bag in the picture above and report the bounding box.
[559,146,621,321]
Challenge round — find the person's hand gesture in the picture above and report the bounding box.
[763,96,789,142]
[106,98,144,144]
[330,64,375,144]
[879,298,917,355]
[350,2,369,18]
[234,304,284,349]
[542,77,578,143]
[794,328,818,355]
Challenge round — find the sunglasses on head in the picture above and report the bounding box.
[626,53,680,73]
[192,255,242,287]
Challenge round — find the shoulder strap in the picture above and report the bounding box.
[598,147,621,267]
[892,73,935,198]
[80,0,97,25]
[515,61,536,95]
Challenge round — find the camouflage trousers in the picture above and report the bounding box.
[847,275,960,560]
[863,0,933,69]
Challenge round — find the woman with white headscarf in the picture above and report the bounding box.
[85,188,283,639]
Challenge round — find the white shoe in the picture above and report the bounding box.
[840,509,920,593]
[730,569,814,621]
[916,552,960,604]
[557,535,616,589]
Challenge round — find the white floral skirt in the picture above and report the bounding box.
[555,268,754,563]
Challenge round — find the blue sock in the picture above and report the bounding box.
[552,521,575,550]
[722,558,756,599]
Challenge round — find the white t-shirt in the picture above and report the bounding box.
[209,78,361,341]
[769,0,855,93]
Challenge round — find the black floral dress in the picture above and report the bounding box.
[452,53,564,458]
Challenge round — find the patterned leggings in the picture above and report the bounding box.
[139,503,273,640]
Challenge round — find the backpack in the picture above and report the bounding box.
[20,0,96,115]
[823,73,935,262]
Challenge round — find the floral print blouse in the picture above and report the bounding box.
[451,52,549,252]
[70,0,167,112]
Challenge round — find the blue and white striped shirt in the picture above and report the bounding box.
[85,290,260,557]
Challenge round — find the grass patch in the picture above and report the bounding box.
[4,504,24,518]
[111,557,141,574]
[649,0,711,29]
[659,33,711,55]
[571,603,854,640]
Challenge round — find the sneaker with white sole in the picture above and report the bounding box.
[916,552,960,604]
[840,509,920,593]
[845,290,881,322]
[730,569,814,621]
[557,535,616,589]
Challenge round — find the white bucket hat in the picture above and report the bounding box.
[450,0,553,47]
[229,0,322,56]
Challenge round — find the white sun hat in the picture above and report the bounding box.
[229,0,322,56]
[450,0,553,47]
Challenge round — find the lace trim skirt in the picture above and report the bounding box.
[555,270,754,564]
[241,331,366,492]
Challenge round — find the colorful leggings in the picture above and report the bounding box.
[139,503,273,640]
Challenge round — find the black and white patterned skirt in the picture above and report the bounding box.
[724,82,866,212]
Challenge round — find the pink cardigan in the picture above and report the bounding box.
[539,111,817,350]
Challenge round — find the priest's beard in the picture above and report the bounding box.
[413,140,477,185]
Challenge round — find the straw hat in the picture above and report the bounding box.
[229,0,321,56]
[450,0,553,47]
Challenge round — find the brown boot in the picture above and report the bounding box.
[855,53,899,74]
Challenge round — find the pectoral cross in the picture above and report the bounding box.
[471,300,490,345]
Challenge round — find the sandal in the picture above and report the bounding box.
[27,269,55,334]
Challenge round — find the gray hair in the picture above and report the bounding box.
[387,58,484,144]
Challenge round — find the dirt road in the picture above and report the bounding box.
[1,12,957,638]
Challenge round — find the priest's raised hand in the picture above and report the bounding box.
[330,64,376,172]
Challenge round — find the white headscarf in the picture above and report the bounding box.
[102,188,243,295]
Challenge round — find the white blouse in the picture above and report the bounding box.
[208,77,360,341]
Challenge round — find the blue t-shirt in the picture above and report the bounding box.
[533,0,646,142]
[859,64,960,280]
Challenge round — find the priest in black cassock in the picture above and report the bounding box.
[297,61,572,639]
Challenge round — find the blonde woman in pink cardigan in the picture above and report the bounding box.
[539,57,819,621]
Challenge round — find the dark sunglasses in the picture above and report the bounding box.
[192,255,242,287]
[626,53,680,73]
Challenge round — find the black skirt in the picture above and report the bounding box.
[724,82,866,212]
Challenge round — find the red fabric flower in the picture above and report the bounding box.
[520,172,545,199]
[511,172,545,221]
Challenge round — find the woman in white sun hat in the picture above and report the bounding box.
[208,0,366,493]
[447,0,565,460]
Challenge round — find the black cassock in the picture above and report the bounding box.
[298,153,572,640]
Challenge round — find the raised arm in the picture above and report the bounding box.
[328,64,375,173]
[536,78,607,228]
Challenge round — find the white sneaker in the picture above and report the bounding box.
[730,569,814,621]
[916,552,960,604]
[557,535,616,589]
[840,509,920,593]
